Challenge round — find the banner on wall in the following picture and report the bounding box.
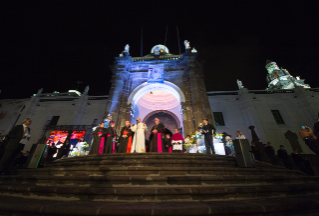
[46,131,86,157]
[148,64,164,83]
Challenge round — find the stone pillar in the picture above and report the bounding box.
[197,64,214,124]
[238,88,268,143]
[182,101,195,136]
[184,54,204,129]
[293,87,317,126]
[23,88,43,119]
[105,57,130,128]
[71,94,89,125]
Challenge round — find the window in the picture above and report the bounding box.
[213,112,225,126]
[271,110,285,124]
[50,116,60,126]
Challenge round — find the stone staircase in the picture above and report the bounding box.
[0,153,319,215]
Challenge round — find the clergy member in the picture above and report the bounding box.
[89,123,107,155]
[118,120,133,153]
[104,121,117,154]
[149,118,165,152]
[201,119,216,154]
[131,118,147,153]
[171,128,184,153]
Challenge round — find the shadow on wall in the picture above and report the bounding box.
[284,130,302,153]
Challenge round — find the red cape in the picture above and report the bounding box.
[171,133,184,142]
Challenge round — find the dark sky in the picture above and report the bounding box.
[1,1,318,99]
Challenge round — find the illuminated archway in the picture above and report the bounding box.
[128,81,185,136]
[127,81,186,107]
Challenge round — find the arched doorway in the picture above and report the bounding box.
[143,110,182,140]
[127,81,185,138]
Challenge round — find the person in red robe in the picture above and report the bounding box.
[171,129,184,153]
[118,120,133,153]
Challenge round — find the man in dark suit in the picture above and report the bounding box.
[0,117,32,174]
[201,119,216,154]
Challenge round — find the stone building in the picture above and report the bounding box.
[0,44,318,155]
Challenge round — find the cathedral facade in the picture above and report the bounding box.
[0,44,318,154]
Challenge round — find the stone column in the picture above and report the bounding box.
[182,101,194,136]
[184,54,204,128]
[23,88,43,119]
[293,87,317,126]
[197,66,214,124]
[71,94,89,125]
[238,88,267,143]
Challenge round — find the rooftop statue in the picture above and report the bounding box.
[124,44,130,54]
[191,47,197,53]
[265,60,280,74]
[154,46,160,55]
[83,86,89,94]
[184,40,191,49]
[37,88,43,95]
[237,79,244,89]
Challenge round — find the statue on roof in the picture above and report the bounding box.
[37,88,43,96]
[184,40,191,49]
[124,44,130,54]
[237,79,244,89]
[154,46,160,55]
[191,47,197,53]
[83,86,89,94]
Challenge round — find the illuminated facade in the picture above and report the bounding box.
[106,44,213,137]
[0,45,318,155]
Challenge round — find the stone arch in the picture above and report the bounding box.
[127,81,186,106]
[142,110,181,128]
[144,111,181,140]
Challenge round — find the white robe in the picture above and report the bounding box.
[130,122,148,153]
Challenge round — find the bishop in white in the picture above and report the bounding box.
[130,118,148,153]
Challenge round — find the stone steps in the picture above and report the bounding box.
[46,160,237,168]
[0,195,318,216]
[1,184,319,202]
[0,153,318,215]
[44,153,237,168]
[17,165,298,177]
[2,174,316,187]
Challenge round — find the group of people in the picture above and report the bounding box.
[89,117,190,155]
[0,115,318,176]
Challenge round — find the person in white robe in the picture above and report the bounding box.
[130,118,148,153]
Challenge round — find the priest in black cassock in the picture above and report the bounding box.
[201,119,216,154]
[89,122,107,155]
[104,121,117,154]
[118,120,133,153]
[149,118,165,152]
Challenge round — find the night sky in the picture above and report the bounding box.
[1,1,318,99]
